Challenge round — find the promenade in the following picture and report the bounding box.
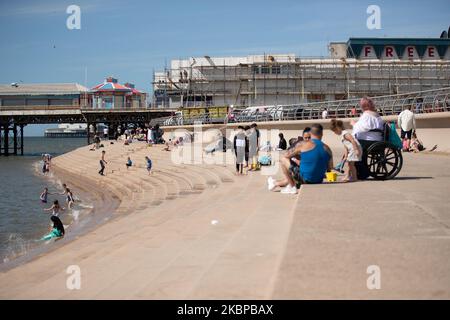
[0,141,448,299]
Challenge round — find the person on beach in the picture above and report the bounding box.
[41,216,65,241]
[99,150,107,176]
[44,200,65,217]
[350,97,384,180]
[397,105,416,152]
[40,187,51,203]
[126,157,133,169]
[247,123,260,171]
[233,126,248,175]
[278,128,313,189]
[163,139,171,151]
[243,126,250,168]
[278,133,287,150]
[268,124,333,194]
[66,188,75,209]
[103,126,109,140]
[330,119,362,182]
[42,158,50,174]
[145,156,152,174]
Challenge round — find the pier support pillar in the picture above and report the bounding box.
[13,124,17,155]
[4,125,9,156]
[0,124,3,156]
[20,124,24,156]
[87,122,91,145]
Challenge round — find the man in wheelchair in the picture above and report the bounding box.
[350,97,403,180]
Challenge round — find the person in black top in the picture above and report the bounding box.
[278,133,287,150]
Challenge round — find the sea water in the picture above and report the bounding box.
[0,137,87,263]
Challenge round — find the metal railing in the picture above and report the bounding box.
[149,87,450,127]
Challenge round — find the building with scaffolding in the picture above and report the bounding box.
[152,36,450,109]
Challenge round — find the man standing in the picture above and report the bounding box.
[322,108,328,119]
[103,126,109,140]
[398,105,416,151]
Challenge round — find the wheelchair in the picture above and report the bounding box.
[356,124,403,181]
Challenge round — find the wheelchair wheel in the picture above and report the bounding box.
[364,142,403,180]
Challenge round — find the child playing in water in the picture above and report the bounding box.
[66,188,75,209]
[44,200,65,217]
[41,216,65,241]
[40,187,52,203]
[330,119,362,182]
[126,157,133,169]
[145,156,152,175]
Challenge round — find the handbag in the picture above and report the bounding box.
[388,122,403,150]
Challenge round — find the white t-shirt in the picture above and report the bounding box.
[322,110,328,119]
[397,109,416,132]
[352,111,384,141]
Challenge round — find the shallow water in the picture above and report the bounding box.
[0,137,87,263]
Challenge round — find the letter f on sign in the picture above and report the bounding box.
[366,5,381,30]
[366,265,381,290]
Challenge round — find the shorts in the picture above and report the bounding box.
[401,129,413,140]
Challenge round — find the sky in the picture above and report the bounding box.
[0,0,449,135]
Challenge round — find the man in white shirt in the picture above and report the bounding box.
[351,97,384,142]
[322,108,328,119]
[351,97,384,180]
[397,105,416,150]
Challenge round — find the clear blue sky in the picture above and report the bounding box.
[0,0,448,135]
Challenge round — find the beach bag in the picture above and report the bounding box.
[388,122,403,150]
[258,154,272,166]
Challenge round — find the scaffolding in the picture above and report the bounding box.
[152,54,450,109]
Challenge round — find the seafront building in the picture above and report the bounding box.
[0,78,147,110]
[0,83,89,108]
[152,36,450,109]
[90,77,147,109]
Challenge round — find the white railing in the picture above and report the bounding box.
[149,87,450,127]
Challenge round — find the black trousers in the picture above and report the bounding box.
[355,140,378,180]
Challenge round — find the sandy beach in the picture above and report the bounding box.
[0,137,449,299]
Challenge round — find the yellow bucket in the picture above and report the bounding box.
[325,172,337,182]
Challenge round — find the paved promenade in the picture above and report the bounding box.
[273,152,450,299]
[0,142,448,299]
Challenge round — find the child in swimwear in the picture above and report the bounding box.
[41,216,65,241]
[40,187,51,203]
[66,188,75,209]
[126,157,133,169]
[44,200,65,217]
[145,156,152,175]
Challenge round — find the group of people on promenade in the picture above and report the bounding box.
[266,96,438,195]
[233,123,261,175]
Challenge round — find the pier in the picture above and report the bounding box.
[0,106,173,155]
